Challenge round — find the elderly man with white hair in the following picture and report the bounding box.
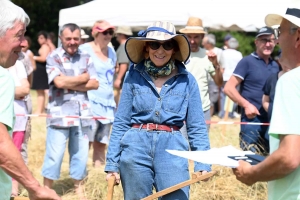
[0,0,60,199]
[233,1,300,199]
[202,33,223,116]
[218,37,243,119]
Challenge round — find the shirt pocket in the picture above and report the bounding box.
[132,88,155,113]
[163,89,188,114]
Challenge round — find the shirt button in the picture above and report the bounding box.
[158,98,161,101]
[155,111,159,116]
[164,84,168,87]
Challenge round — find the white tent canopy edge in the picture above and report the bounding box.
[58,0,288,32]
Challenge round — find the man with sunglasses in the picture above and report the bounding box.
[179,17,223,133]
[233,3,300,199]
[224,26,279,155]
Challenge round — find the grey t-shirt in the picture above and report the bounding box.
[116,43,129,65]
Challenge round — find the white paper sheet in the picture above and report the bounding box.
[166,145,254,168]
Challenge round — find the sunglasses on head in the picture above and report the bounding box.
[102,29,114,36]
[148,40,175,51]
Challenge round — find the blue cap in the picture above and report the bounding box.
[224,33,232,41]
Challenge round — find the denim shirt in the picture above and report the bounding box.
[106,60,211,172]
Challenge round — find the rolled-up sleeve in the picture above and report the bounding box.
[46,54,62,84]
[186,75,211,172]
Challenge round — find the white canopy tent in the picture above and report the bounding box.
[59,0,288,32]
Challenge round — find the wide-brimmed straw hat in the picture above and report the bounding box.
[179,17,207,34]
[125,21,190,64]
[265,2,300,27]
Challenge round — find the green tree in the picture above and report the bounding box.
[212,31,280,57]
[12,0,92,52]
[212,31,256,56]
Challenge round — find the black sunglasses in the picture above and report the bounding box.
[102,29,114,36]
[148,41,175,51]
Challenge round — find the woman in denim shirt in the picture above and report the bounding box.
[105,21,211,200]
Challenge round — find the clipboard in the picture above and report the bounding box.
[228,154,265,165]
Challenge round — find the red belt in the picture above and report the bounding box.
[132,123,180,132]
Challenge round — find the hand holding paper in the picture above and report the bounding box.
[166,145,263,168]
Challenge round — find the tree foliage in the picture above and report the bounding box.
[212,31,280,57]
[12,0,92,52]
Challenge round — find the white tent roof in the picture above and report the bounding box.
[59,0,288,32]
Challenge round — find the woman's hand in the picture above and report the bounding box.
[200,171,210,182]
[106,171,121,185]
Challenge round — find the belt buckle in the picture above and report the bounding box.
[146,123,158,131]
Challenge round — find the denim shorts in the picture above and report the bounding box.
[87,120,112,144]
[42,125,89,180]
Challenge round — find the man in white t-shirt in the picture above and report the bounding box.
[219,37,243,118]
[179,17,223,132]
[233,3,300,200]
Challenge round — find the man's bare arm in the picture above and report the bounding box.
[0,123,41,192]
[234,134,300,186]
[207,52,223,87]
[253,134,300,181]
[211,64,223,87]
[114,63,128,89]
[262,95,270,112]
[53,72,90,89]
[69,79,99,92]
[224,75,247,106]
[224,75,259,118]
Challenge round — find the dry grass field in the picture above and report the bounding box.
[17,91,267,199]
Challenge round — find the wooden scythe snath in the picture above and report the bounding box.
[107,171,217,200]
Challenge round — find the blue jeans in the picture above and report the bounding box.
[119,128,190,200]
[42,125,89,180]
[240,115,269,154]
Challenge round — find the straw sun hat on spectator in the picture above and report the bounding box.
[179,17,207,34]
[116,26,133,36]
[125,21,190,64]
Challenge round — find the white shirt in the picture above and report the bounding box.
[185,48,215,111]
[213,47,223,63]
[8,60,28,132]
[220,49,243,81]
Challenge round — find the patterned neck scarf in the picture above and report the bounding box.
[144,58,176,79]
